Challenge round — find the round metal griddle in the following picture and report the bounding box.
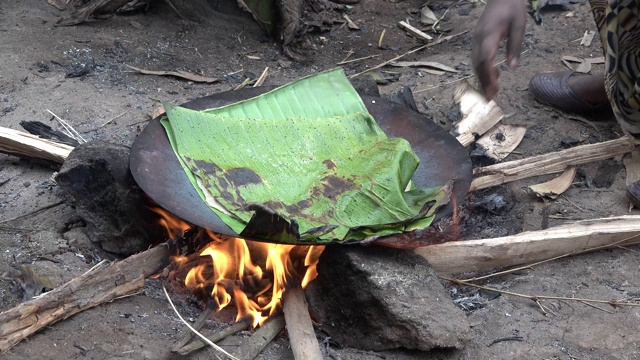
[130,86,472,243]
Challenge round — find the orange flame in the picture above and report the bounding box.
[153,208,324,328]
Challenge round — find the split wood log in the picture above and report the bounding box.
[470,136,635,191]
[232,314,286,360]
[414,216,640,274]
[172,305,215,352]
[0,126,72,164]
[282,282,323,360]
[176,319,249,355]
[0,245,171,353]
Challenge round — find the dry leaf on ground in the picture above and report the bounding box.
[390,61,458,73]
[529,166,577,199]
[420,5,438,25]
[475,124,527,161]
[126,65,219,83]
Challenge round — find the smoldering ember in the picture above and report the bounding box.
[1,1,639,360]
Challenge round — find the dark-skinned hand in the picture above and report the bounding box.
[472,0,527,100]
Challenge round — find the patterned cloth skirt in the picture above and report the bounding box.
[590,0,640,137]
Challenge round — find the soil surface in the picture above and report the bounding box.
[1,1,639,359]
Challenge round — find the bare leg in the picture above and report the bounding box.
[567,73,608,106]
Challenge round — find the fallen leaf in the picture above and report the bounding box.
[129,20,144,29]
[575,61,591,74]
[529,166,577,199]
[420,5,438,25]
[422,69,446,76]
[561,55,603,74]
[562,55,583,63]
[126,65,219,83]
[475,124,527,161]
[390,61,458,73]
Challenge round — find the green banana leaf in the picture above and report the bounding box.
[160,68,451,244]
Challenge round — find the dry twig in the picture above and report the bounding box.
[441,277,640,312]
[162,286,239,360]
[348,30,469,79]
[46,109,86,143]
[176,321,249,356]
[253,67,269,88]
[414,49,529,93]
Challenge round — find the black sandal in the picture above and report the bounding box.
[529,71,611,114]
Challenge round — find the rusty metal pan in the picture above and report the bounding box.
[130,87,472,244]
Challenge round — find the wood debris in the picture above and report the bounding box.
[398,20,433,41]
[580,30,596,46]
[343,14,360,30]
[0,126,74,163]
[624,148,640,187]
[453,80,504,146]
[0,245,171,352]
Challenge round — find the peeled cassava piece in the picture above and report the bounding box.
[160,68,451,244]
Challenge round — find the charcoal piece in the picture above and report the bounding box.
[55,141,165,255]
[306,245,471,351]
[560,137,580,148]
[473,193,513,215]
[20,121,80,146]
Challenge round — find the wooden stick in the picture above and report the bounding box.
[282,282,322,360]
[0,126,73,163]
[470,136,634,191]
[398,21,433,41]
[232,314,286,360]
[414,216,640,274]
[172,304,215,352]
[0,244,171,353]
[163,286,238,360]
[176,320,249,355]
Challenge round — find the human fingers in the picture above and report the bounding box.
[472,34,500,100]
[505,9,526,68]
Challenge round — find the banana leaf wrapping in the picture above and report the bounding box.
[160,68,451,244]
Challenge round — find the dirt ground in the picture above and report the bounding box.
[1,0,639,359]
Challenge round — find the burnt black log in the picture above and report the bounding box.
[55,141,165,255]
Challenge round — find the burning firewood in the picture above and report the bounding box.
[282,283,323,360]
